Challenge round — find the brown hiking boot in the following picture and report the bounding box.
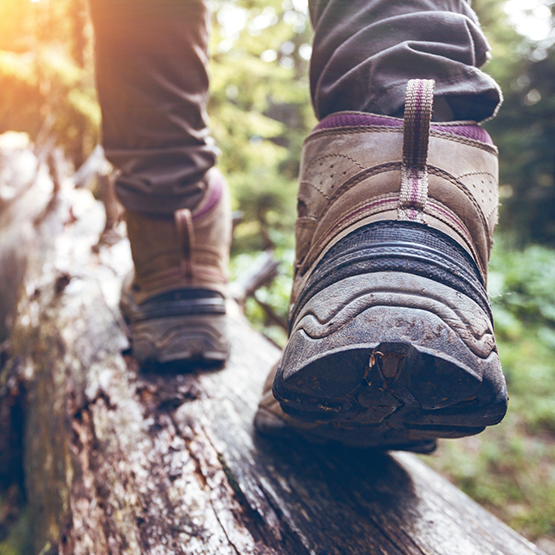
[120,167,232,365]
[255,80,508,452]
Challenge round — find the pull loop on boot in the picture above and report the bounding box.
[398,79,434,222]
[175,208,195,282]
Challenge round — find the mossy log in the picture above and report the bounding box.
[0,142,546,555]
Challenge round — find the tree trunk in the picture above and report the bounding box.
[0,142,546,555]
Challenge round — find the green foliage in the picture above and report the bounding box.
[425,241,555,542]
[490,242,555,330]
[0,47,99,163]
[489,243,555,435]
[474,0,555,244]
[208,0,314,254]
[0,494,31,555]
[0,0,98,167]
[229,246,294,347]
[207,1,315,336]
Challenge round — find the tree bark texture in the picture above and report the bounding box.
[0,142,547,555]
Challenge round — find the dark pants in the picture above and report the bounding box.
[89,0,501,215]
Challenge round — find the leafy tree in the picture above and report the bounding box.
[474,0,555,244]
[0,0,98,167]
[208,0,315,254]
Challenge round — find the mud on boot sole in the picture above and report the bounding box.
[129,312,229,364]
[121,288,230,365]
[273,272,508,448]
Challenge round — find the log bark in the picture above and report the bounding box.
[0,148,547,555]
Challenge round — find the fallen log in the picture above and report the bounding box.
[0,144,547,555]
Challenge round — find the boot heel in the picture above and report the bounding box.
[130,312,229,364]
[274,270,507,445]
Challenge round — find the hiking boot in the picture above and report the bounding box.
[255,79,508,452]
[120,167,232,365]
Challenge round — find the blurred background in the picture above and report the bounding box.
[0,0,554,552]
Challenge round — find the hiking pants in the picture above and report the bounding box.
[89,0,501,214]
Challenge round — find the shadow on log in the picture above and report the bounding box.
[0,139,547,555]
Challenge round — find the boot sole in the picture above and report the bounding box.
[273,272,508,449]
[120,287,230,365]
[129,312,229,364]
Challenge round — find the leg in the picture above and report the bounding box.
[256,0,507,452]
[90,0,232,365]
[90,0,217,214]
[309,0,501,121]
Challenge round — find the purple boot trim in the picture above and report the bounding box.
[193,173,223,220]
[315,112,493,145]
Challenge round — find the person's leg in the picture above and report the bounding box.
[90,0,231,365]
[309,0,501,122]
[256,0,507,452]
[90,0,217,214]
